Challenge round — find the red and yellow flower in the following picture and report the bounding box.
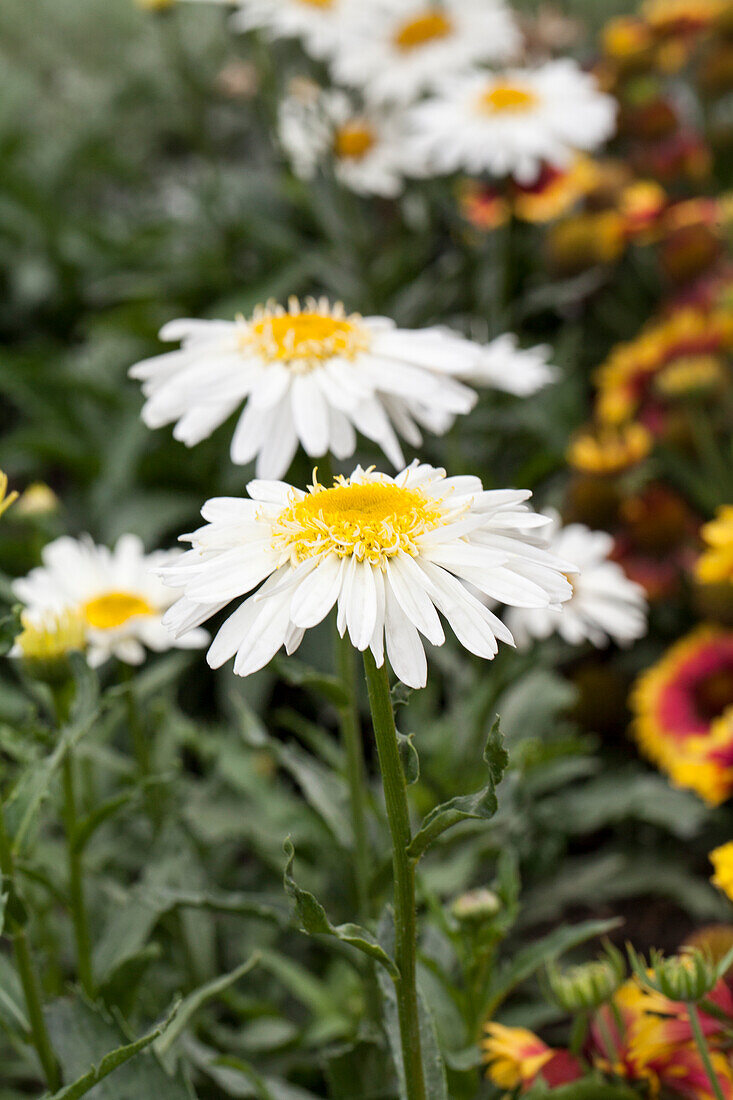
[513,156,600,224]
[711,842,733,902]
[696,507,733,586]
[482,1024,582,1091]
[631,627,733,803]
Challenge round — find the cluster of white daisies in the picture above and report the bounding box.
[11,293,646,685]
[246,0,619,197]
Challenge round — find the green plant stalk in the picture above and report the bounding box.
[0,804,60,1091]
[688,1002,727,1100]
[61,752,94,996]
[336,632,371,920]
[363,652,426,1100]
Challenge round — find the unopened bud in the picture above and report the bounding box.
[451,888,501,924]
[545,944,625,1011]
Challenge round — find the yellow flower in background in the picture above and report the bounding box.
[14,482,60,518]
[602,15,654,62]
[711,842,733,902]
[696,506,733,585]
[482,1024,553,1089]
[513,155,600,224]
[14,609,86,664]
[642,0,728,34]
[567,421,652,476]
[0,471,18,520]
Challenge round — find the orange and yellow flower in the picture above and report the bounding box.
[482,1024,582,1091]
[696,507,733,585]
[710,842,733,902]
[513,156,600,224]
[567,421,652,476]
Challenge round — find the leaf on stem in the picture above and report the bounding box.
[407,717,508,861]
[283,838,399,980]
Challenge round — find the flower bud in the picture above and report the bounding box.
[0,471,18,521]
[628,945,718,1002]
[13,609,86,686]
[545,945,625,1011]
[451,888,501,924]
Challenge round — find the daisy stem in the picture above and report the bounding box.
[363,652,426,1100]
[0,802,61,1091]
[61,751,94,997]
[336,633,371,920]
[688,1002,727,1100]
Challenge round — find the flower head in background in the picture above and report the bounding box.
[512,155,600,224]
[161,462,573,689]
[631,627,733,803]
[482,1024,582,1090]
[330,0,520,106]
[130,297,558,480]
[696,506,733,586]
[231,0,356,60]
[711,842,733,902]
[567,421,652,477]
[505,512,648,649]
[0,471,18,520]
[278,85,407,197]
[13,535,207,667]
[407,60,617,185]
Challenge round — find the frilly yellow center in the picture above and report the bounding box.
[83,592,154,630]
[272,478,445,567]
[334,123,376,160]
[479,84,539,114]
[247,300,369,372]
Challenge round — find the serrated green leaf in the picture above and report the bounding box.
[283,838,399,980]
[408,717,507,861]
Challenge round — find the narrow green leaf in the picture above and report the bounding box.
[156,954,260,1058]
[397,731,419,785]
[407,717,507,861]
[272,658,348,708]
[283,838,399,980]
[71,791,136,854]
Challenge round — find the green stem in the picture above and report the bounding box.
[61,753,94,996]
[121,665,150,780]
[0,805,60,1090]
[336,633,371,919]
[362,652,426,1100]
[688,1002,727,1100]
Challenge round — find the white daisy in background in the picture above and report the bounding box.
[160,463,574,688]
[278,85,408,198]
[330,0,521,106]
[129,297,485,479]
[230,0,356,60]
[443,332,558,396]
[406,60,617,184]
[12,535,207,667]
[504,512,648,649]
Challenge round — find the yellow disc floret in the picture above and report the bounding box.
[83,592,155,630]
[394,11,452,51]
[334,123,376,160]
[272,476,446,567]
[479,83,539,114]
[245,298,370,373]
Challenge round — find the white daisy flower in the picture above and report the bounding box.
[331,0,521,106]
[12,535,208,667]
[278,86,407,198]
[128,297,483,479]
[230,0,356,60]
[160,462,574,689]
[406,60,617,185]
[504,513,648,649]
[438,332,559,396]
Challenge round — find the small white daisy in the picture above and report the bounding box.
[129,297,485,479]
[331,0,521,106]
[407,60,617,184]
[440,332,559,396]
[12,535,207,667]
[505,513,648,649]
[160,462,574,689]
[278,86,408,198]
[230,0,356,60]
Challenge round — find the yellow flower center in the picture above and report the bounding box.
[247,300,369,372]
[272,478,446,567]
[298,0,334,7]
[334,122,376,160]
[83,591,155,630]
[479,83,539,115]
[394,11,452,51]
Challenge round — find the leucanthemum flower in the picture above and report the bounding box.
[330,0,520,106]
[278,86,407,198]
[406,60,617,185]
[505,512,648,648]
[12,535,207,667]
[160,463,574,689]
[129,297,554,480]
[230,0,356,60]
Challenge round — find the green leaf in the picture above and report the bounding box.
[376,967,448,1100]
[407,717,507,861]
[44,999,184,1100]
[397,731,419,785]
[71,791,136,854]
[156,954,260,1060]
[484,917,623,1019]
[529,1079,640,1100]
[283,838,399,980]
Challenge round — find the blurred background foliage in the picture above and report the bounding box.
[0,0,732,1097]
